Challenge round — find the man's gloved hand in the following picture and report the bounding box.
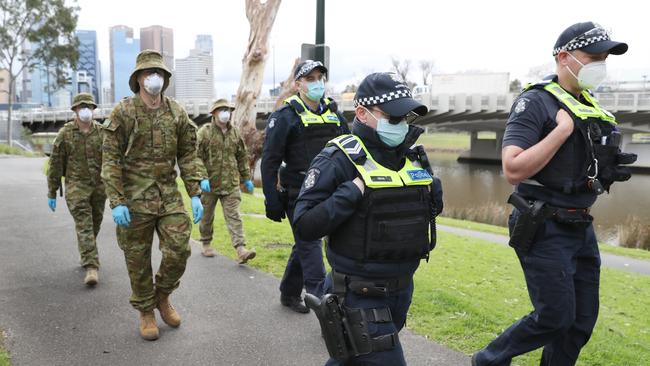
[200,179,211,193]
[265,204,285,222]
[48,198,56,212]
[191,196,203,224]
[244,180,254,194]
[112,205,131,227]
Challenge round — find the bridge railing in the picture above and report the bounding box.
[14,92,650,124]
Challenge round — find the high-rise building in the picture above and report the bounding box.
[22,40,59,107]
[110,25,140,103]
[140,25,175,97]
[195,34,213,55]
[175,47,214,102]
[74,30,101,103]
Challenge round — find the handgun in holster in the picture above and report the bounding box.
[305,293,351,362]
[507,192,546,253]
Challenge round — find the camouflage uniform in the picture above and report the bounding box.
[101,51,207,312]
[47,105,106,269]
[197,111,251,249]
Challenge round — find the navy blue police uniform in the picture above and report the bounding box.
[261,60,350,312]
[293,72,443,365]
[473,22,635,366]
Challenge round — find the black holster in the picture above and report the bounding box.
[507,193,546,253]
[305,293,397,362]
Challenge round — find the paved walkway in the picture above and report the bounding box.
[0,157,469,366]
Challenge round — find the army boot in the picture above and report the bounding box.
[157,293,181,327]
[201,244,215,257]
[84,267,98,286]
[139,311,159,341]
[236,245,256,264]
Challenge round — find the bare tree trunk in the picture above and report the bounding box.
[232,0,282,177]
[273,57,300,110]
[6,75,15,147]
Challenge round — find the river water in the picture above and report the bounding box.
[429,152,650,239]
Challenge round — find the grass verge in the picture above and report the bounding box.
[181,189,650,365]
[0,329,10,366]
[0,144,35,157]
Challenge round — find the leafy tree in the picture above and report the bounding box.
[0,0,79,146]
[509,79,522,93]
[419,60,434,86]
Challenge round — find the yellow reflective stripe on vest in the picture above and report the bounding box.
[543,82,616,124]
[329,134,433,189]
[284,95,341,127]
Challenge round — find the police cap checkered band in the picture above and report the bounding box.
[553,27,610,55]
[553,22,627,56]
[353,72,428,117]
[294,60,328,80]
[353,89,412,107]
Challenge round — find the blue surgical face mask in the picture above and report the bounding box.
[305,79,325,102]
[366,107,408,147]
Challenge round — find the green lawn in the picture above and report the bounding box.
[182,190,650,366]
[438,216,650,261]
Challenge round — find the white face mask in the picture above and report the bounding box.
[566,52,607,90]
[77,107,93,123]
[217,110,231,123]
[143,73,164,95]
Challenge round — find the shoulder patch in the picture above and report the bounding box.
[102,118,119,131]
[268,118,276,129]
[303,168,320,191]
[514,98,529,114]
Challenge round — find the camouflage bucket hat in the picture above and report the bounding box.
[210,98,235,114]
[70,93,97,111]
[128,49,172,93]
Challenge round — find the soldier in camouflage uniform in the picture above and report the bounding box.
[47,92,106,286]
[101,50,209,341]
[197,99,256,264]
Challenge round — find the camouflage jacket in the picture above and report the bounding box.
[197,119,251,194]
[101,95,207,209]
[47,120,105,200]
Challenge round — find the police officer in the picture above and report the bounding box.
[293,72,443,365]
[261,60,349,313]
[197,99,256,263]
[47,92,106,286]
[473,22,635,365]
[102,50,209,340]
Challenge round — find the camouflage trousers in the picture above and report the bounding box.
[65,188,106,269]
[116,186,191,312]
[199,189,245,248]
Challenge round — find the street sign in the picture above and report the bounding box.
[301,43,330,74]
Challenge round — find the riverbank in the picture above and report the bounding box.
[181,188,650,366]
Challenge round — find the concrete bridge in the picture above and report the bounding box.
[12,91,650,167]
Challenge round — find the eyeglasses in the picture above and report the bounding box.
[368,107,419,124]
[554,24,611,55]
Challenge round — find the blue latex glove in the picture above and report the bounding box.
[48,198,56,212]
[200,179,211,193]
[244,180,254,193]
[112,205,131,227]
[191,196,203,224]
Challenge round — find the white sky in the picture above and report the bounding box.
[75,0,650,98]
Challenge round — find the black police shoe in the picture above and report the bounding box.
[280,294,310,314]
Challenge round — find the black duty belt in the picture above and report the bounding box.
[332,270,412,297]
